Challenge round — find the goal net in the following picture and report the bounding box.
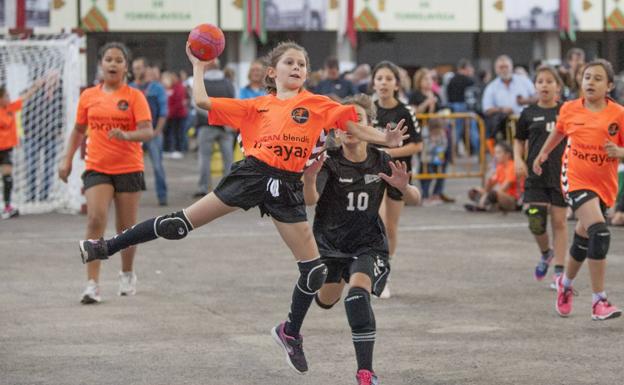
[0,33,83,214]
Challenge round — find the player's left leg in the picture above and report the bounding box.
[378,196,404,299]
[113,191,142,296]
[549,205,568,288]
[271,219,327,374]
[1,163,18,218]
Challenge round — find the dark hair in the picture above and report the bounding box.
[582,59,615,84]
[324,56,339,69]
[535,65,563,87]
[371,60,401,99]
[0,86,5,98]
[456,58,472,70]
[495,141,513,157]
[343,94,376,123]
[98,42,131,65]
[263,41,310,95]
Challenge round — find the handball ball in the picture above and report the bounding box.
[188,23,225,61]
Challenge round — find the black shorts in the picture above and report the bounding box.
[0,148,13,166]
[566,189,608,213]
[322,252,390,297]
[213,156,306,223]
[82,170,146,193]
[524,187,567,207]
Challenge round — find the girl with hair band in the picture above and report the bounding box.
[535,59,624,320]
[77,41,408,373]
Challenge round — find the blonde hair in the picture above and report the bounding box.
[343,94,376,123]
[412,68,430,93]
[263,41,310,94]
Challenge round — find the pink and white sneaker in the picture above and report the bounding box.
[356,369,379,385]
[555,275,574,317]
[1,205,19,219]
[591,299,622,321]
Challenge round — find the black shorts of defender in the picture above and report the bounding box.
[213,156,306,223]
[82,170,146,193]
[0,148,13,166]
[322,252,390,297]
[567,189,608,215]
[524,187,567,207]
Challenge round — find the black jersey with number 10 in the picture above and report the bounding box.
[313,146,403,259]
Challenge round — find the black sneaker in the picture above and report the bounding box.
[271,322,308,374]
[79,238,109,263]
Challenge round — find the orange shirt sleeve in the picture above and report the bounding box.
[131,89,152,124]
[75,90,90,125]
[208,98,253,129]
[320,100,358,132]
[8,99,22,113]
[556,102,570,134]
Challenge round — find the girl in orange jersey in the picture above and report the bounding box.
[534,59,624,321]
[59,42,153,304]
[77,41,406,374]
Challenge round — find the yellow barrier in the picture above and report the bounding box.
[412,112,487,184]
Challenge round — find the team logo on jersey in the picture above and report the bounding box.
[339,177,353,183]
[364,174,381,184]
[608,122,619,136]
[117,100,129,111]
[291,107,309,124]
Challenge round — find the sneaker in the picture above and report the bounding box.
[555,275,574,317]
[592,299,622,321]
[118,271,137,296]
[440,193,456,203]
[271,322,308,374]
[170,151,183,159]
[356,369,379,385]
[534,249,553,281]
[1,205,19,219]
[549,274,560,291]
[81,279,101,304]
[378,284,391,299]
[79,238,109,263]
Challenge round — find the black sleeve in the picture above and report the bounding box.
[515,108,530,140]
[408,90,425,106]
[381,152,404,201]
[315,161,331,197]
[402,106,422,144]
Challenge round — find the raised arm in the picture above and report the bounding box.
[378,160,422,206]
[346,120,408,148]
[186,43,214,111]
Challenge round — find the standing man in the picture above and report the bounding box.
[313,56,356,100]
[130,57,168,206]
[447,59,479,154]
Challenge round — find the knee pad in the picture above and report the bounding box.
[569,232,589,263]
[155,210,193,240]
[344,287,375,334]
[296,259,328,295]
[314,293,339,309]
[486,190,498,204]
[526,205,548,235]
[587,222,610,260]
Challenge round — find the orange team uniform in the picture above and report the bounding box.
[0,99,23,151]
[491,159,520,199]
[207,90,358,172]
[557,98,624,207]
[76,84,152,174]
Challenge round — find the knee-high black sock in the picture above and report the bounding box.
[284,258,324,337]
[3,174,12,207]
[345,287,375,371]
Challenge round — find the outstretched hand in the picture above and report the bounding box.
[385,119,409,148]
[378,160,410,190]
[304,151,326,177]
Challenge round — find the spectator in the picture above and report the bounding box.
[130,57,168,206]
[409,68,442,114]
[313,56,355,99]
[419,118,450,205]
[162,71,188,159]
[347,63,372,94]
[239,59,267,99]
[447,59,479,154]
[482,55,535,153]
[194,59,236,197]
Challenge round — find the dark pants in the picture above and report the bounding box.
[164,117,187,152]
[419,163,447,199]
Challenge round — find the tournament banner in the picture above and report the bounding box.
[79,0,217,32]
[353,0,479,32]
[482,0,603,32]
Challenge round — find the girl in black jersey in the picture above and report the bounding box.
[513,66,568,289]
[370,61,423,298]
[303,95,420,385]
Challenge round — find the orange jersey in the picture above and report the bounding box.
[0,99,23,150]
[490,159,520,199]
[77,84,152,174]
[208,90,357,172]
[556,98,624,207]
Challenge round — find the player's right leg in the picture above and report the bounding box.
[79,192,238,263]
[1,161,18,219]
[549,204,568,289]
[524,201,552,281]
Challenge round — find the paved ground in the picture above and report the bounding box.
[1,153,623,385]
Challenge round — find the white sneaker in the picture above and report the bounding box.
[170,151,183,159]
[379,284,391,299]
[118,271,137,296]
[81,279,101,304]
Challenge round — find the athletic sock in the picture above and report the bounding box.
[541,248,552,261]
[3,174,12,207]
[106,217,160,255]
[345,287,375,371]
[554,265,564,275]
[592,291,607,305]
[284,259,319,337]
[562,274,574,289]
